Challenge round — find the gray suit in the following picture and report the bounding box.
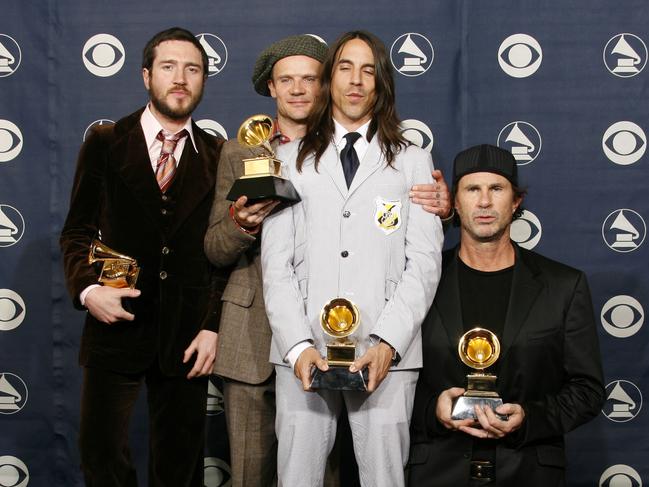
[262,137,443,486]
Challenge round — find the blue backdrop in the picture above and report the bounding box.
[1,1,647,486]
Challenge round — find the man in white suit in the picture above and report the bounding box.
[261,31,444,487]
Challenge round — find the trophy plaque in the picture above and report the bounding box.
[451,328,508,421]
[88,239,140,289]
[226,114,300,203]
[310,298,369,391]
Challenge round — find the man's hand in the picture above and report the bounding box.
[435,387,475,430]
[294,347,328,391]
[410,169,452,219]
[232,196,280,229]
[350,341,393,392]
[458,403,525,439]
[183,329,218,379]
[84,286,141,324]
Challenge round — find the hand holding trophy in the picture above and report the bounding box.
[451,328,508,421]
[310,298,369,391]
[226,114,300,203]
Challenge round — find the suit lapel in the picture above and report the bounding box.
[166,129,216,237]
[499,245,543,362]
[114,121,163,226]
[436,249,466,347]
[318,143,348,198]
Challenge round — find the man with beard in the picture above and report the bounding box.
[60,27,225,487]
[261,31,443,486]
[408,144,604,486]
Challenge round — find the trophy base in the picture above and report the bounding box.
[226,176,301,203]
[451,395,508,421]
[310,367,369,391]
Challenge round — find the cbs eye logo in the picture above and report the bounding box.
[602,121,646,165]
[203,457,231,487]
[82,34,125,77]
[510,210,542,250]
[498,34,542,78]
[0,120,23,163]
[601,295,644,338]
[400,119,434,152]
[196,119,228,140]
[599,464,642,487]
[0,289,26,332]
[0,456,29,487]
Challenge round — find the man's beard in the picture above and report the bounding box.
[149,85,203,121]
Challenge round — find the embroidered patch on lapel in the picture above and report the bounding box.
[375,198,402,234]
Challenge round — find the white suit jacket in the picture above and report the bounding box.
[262,136,443,370]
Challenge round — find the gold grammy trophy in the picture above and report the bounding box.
[451,328,508,421]
[310,298,369,391]
[88,239,140,289]
[226,114,300,203]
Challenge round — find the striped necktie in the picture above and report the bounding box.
[155,129,188,192]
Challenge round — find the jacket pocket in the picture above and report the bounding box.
[221,282,255,308]
[536,445,565,468]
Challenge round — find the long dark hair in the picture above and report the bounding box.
[296,30,406,171]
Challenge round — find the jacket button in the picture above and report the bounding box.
[343,210,351,218]
[341,250,349,258]
[159,271,168,280]
[161,246,170,255]
[161,194,169,202]
[161,208,168,216]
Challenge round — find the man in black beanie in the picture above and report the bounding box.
[408,144,605,486]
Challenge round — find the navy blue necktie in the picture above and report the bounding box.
[341,132,361,188]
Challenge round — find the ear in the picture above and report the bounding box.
[268,78,277,99]
[142,68,150,90]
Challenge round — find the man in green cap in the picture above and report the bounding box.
[203,34,329,487]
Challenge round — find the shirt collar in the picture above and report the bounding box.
[141,104,198,153]
[333,118,371,149]
[269,118,292,146]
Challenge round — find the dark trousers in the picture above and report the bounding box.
[79,363,208,487]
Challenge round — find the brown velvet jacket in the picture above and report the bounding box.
[60,108,226,376]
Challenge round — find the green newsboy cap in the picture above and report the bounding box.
[252,34,328,96]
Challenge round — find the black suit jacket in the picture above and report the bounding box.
[60,108,226,376]
[409,244,604,487]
